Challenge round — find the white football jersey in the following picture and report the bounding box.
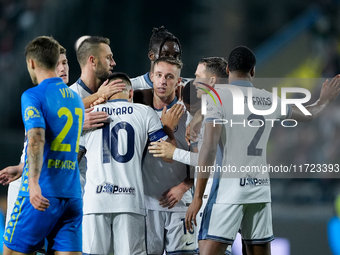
[131,73,153,90]
[81,99,166,216]
[69,78,93,98]
[143,98,192,212]
[203,81,291,204]
[69,78,91,194]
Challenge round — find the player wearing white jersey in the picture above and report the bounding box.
[186,46,340,255]
[149,58,232,254]
[79,72,174,255]
[70,36,126,194]
[142,57,196,254]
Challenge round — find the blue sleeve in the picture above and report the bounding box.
[21,89,46,131]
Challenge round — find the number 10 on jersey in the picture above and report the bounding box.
[102,122,135,164]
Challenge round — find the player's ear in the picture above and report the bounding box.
[150,72,154,82]
[250,67,255,77]
[176,77,182,88]
[226,65,230,76]
[129,89,134,101]
[89,55,96,66]
[210,76,217,86]
[27,59,34,70]
[148,51,155,61]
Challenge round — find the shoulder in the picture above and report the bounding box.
[21,86,43,101]
[69,82,78,90]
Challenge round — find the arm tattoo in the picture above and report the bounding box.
[27,128,45,180]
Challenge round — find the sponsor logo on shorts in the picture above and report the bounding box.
[239,176,270,187]
[96,182,135,195]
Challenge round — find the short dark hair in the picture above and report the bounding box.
[76,36,110,67]
[59,45,66,55]
[25,36,60,70]
[148,26,182,59]
[154,57,183,70]
[107,72,131,91]
[227,46,256,74]
[199,57,228,81]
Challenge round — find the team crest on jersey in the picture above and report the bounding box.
[24,106,41,121]
[96,182,135,195]
[240,176,270,187]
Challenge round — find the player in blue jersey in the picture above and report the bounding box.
[0,45,71,226]
[3,36,84,255]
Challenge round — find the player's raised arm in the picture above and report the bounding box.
[27,128,50,211]
[290,74,340,122]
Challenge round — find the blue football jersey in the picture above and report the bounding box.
[20,77,84,198]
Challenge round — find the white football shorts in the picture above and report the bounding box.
[146,210,196,254]
[198,203,274,245]
[82,213,146,255]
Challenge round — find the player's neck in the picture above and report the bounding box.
[80,67,103,93]
[109,92,129,101]
[229,71,253,83]
[153,93,176,110]
[36,69,58,84]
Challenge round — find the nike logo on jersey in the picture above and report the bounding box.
[186,242,194,246]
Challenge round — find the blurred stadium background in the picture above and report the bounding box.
[0,0,340,254]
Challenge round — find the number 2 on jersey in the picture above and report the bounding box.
[102,122,135,163]
[51,107,83,152]
[247,114,265,156]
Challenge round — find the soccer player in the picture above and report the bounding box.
[185,46,340,255]
[78,72,175,255]
[148,57,229,166]
[148,57,232,255]
[142,57,195,254]
[131,26,182,90]
[0,45,72,228]
[69,36,126,194]
[3,36,84,254]
[71,36,126,108]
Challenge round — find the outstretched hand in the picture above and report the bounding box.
[148,139,176,159]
